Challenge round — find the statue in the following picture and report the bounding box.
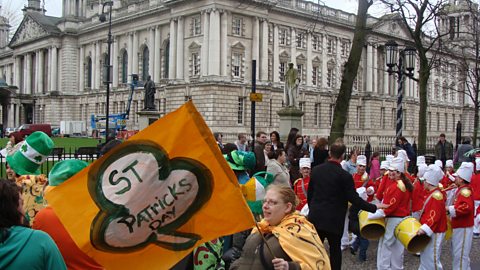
[143,75,156,110]
[283,63,300,107]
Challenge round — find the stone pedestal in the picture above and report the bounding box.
[137,110,162,130]
[277,106,304,141]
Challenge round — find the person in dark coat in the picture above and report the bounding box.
[307,139,386,270]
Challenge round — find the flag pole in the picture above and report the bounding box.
[254,222,276,259]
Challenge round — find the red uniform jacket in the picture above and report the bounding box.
[450,185,475,229]
[469,173,480,201]
[375,174,391,202]
[412,178,426,213]
[383,179,411,217]
[293,177,310,211]
[420,188,447,233]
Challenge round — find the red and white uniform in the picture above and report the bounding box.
[293,177,310,211]
[447,185,474,270]
[419,188,447,270]
[375,173,391,202]
[470,173,480,234]
[373,179,411,270]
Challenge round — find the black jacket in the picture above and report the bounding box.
[307,160,377,235]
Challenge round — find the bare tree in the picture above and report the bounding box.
[328,0,373,143]
[2,0,23,41]
[380,0,449,155]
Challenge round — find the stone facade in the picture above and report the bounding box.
[0,0,476,147]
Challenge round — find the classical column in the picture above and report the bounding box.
[260,19,269,81]
[221,10,228,77]
[306,31,313,86]
[149,28,155,80]
[383,69,389,95]
[290,27,296,66]
[24,53,31,94]
[208,9,221,75]
[91,43,97,89]
[79,45,84,91]
[95,42,101,89]
[252,17,260,79]
[14,56,20,92]
[50,47,58,91]
[405,74,410,97]
[9,103,14,129]
[169,19,177,79]
[132,31,139,74]
[366,44,373,92]
[112,37,118,88]
[176,16,184,80]
[373,44,377,93]
[273,24,279,83]
[128,33,133,79]
[201,10,209,76]
[154,26,161,81]
[5,64,11,85]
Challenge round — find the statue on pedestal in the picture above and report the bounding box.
[283,63,301,107]
[143,75,156,111]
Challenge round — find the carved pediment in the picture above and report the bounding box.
[10,16,49,47]
[231,41,245,50]
[188,41,201,50]
[373,18,412,41]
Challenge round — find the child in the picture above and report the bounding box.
[417,164,447,270]
[447,162,475,270]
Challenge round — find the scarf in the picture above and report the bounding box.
[254,213,331,270]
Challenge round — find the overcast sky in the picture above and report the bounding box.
[7,0,388,33]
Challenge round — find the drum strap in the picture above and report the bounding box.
[300,179,308,200]
[419,193,435,218]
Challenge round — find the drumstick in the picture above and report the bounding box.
[255,222,276,259]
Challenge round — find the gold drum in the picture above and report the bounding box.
[394,217,431,253]
[358,210,385,240]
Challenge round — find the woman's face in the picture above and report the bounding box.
[262,189,292,226]
[9,135,15,144]
[388,169,400,180]
[270,134,278,143]
[277,151,286,164]
[296,137,303,146]
[6,163,16,181]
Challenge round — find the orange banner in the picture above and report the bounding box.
[46,101,255,269]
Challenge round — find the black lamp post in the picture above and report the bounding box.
[100,1,113,142]
[385,40,416,141]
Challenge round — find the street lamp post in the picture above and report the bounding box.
[100,1,113,142]
[385,40,416,141]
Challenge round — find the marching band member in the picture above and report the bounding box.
[368,157,413,270]
[375,155,394,202]
[440,160,455,189]
[412,162,428,220]
[417,164,447,270]
[293,158,311,211]
[396,150,414,180]
[447,162,475,270]
[470,158,480,238]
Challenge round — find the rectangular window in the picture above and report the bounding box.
[193,16,201,35]
[232,53,242,78]
[279,28,287,45]
[327,36,335,55]
[312,66,318,86]
[312,35,320,51]
[232,17,242,36]
[192,53,200,76]
[279,62,286,82]
[237,97,245,124]
[314,103,320,126]
[380,107,385,129]
[341,40,350,57]
[296,32,306,48]
[327,69,334,88]
[297,64,304,83]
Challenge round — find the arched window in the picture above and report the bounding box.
[87,57,92,88]
[163,40,169,78]
[121,50,128,83]
[142,46,149,81]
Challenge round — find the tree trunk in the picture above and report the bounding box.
[417,50,430,155]
[328,0,372,144]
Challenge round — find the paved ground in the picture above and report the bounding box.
[335,237,480,270]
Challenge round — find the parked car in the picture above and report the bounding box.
[4,127,17,137]
[11,124,52,141]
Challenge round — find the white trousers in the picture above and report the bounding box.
[341,211,350,248]
[377,217,404,270]
[419,232,444,270]
[452,227,473,270]
[473,201,480,234]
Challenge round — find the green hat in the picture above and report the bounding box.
[49,159,89,186]
[6,131,54,175]
[224,150,256,171]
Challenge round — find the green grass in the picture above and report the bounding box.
[0,137,102,149]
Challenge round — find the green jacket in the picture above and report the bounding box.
[0,226,66,270]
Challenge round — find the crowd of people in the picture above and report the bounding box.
[1,129,480,270]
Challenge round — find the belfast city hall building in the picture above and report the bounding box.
[0,0,477,146]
